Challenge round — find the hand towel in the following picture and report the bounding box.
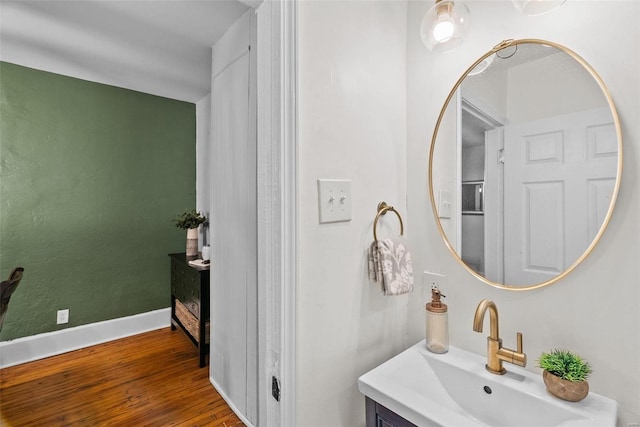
[368,241,382,283]
[368,237,414,296]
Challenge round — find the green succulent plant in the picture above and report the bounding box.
[173,209,206,230]
[538,349,592,382]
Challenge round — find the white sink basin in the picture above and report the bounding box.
[358,341,617,427]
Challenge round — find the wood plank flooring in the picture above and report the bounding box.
[0,328,244,427]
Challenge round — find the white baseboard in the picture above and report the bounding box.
[209,374,255,427]
[0,308,171,369]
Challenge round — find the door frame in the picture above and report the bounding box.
[256,1,297,426]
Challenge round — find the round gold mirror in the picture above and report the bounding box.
[429,39,622,290]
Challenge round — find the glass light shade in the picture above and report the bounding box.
[467,53,495,76]
[512,0,567,16]
[420,0,470,53]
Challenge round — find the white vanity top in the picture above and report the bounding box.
[358,340,618,427]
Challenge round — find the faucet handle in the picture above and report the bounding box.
[513,332,527,367]
[517,332,523,353]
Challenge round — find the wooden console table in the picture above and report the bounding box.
[169,253,210,368]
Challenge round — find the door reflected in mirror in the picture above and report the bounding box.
[429,40,622,290]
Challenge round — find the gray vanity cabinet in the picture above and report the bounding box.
[365,397,417,427]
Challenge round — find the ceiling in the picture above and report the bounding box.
[0,1,253,102]
[460,43,563,147]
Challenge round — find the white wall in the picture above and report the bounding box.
[461,144,484,182]
[297,1,408,425]
[431,94,460,250]
[196,93,211,248]
[407,2,640,426]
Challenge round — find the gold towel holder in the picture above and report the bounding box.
[373,201,404,242]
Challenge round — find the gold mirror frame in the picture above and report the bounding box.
[428,39,623,291]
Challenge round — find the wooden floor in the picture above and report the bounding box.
[0,328,244,427]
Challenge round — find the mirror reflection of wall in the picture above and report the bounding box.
[460,106,489,275]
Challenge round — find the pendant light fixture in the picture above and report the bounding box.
[420,0,470,53]
[512,0,567,16]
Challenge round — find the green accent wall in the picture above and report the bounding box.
[0,62,196,340]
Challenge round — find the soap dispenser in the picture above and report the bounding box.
[425,286,448,354]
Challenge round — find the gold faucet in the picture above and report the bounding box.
[472,299,527,375]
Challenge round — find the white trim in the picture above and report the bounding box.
[238,0,264,9]
[0,308,170,369]
[256,0,297,425]
[247,8,260,422]
[210,374,256,427]
[280,0,297,425]
[256,1,279,425]
[462,93,509,127]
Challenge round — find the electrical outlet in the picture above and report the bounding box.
[57,309,69,324]
[423,271,447,291]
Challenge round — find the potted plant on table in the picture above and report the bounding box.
[173,209,206,259]
[538,349,592,402]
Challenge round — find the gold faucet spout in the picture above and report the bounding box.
[472,299,499,340]
[472,299,526,375]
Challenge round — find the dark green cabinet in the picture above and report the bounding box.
[169,253,210,368]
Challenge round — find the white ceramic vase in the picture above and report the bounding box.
[201,245,210,261]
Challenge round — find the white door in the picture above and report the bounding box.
[503,108,617,285]
[210,10,258,424]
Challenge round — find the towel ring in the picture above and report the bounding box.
[373,201,404,242]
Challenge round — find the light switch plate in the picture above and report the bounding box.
[317,179,352,223]
[438,189,452,219]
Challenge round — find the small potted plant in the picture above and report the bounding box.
[538,349,592,402]
[173,209,206,258]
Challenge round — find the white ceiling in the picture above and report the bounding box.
[0,1,252,102]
